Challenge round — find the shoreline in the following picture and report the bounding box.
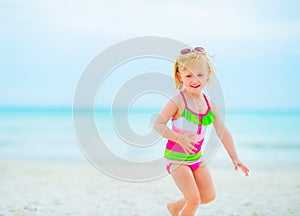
[1,158,300,216]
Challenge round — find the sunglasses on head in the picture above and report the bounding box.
[180,47,205,55]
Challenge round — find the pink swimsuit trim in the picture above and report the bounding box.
[180,91,211,116]
[166,160,202,174]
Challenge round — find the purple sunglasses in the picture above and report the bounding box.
[180,47,205,55]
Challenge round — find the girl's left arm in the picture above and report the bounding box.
[211,100,249,176]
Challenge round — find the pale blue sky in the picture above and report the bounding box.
[1,0,300,110]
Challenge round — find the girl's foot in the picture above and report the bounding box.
[167,202,182,216]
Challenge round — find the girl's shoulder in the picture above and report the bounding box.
[206,96,218,113]
[171,93,184,105]
[169,93,185,113]
[159,93,184,120]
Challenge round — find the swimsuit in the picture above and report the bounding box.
[164,91,216,174]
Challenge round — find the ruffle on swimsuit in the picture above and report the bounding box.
[181,108,216,126]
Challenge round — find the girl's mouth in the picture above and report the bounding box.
[190,85,200,88]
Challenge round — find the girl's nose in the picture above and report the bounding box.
[192,75,200,83]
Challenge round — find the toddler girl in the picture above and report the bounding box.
[154,47,249,216]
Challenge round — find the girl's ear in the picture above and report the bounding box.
[176,71,182,81]
[206,68,212,83]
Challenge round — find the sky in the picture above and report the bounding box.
[1,0,300,110]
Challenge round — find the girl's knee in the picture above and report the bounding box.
[201,193,216,204]
[186,194,201,206]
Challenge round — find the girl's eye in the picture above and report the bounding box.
[198,74,203,77]
[186,75,192,78]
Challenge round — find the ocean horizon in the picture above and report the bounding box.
[1,106,300,164]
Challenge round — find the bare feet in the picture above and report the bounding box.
[167,202,183,216]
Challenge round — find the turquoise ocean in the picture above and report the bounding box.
[1,107,300,164]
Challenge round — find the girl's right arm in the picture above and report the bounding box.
[153,98,181,142]
[153,96,197,154]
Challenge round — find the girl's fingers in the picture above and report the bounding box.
[183,146,196,154]
[181,147,187,154]
[237,163,249,176]
[232,160,250,176]
[182,141,198,154]
[187,145,197,154]
[186,147,194,154]
[182,147,190,154]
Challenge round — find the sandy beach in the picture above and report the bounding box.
[2,0,300,214]
[1,157,299,216]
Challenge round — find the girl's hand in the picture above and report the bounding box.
[178,134,197,154]
[232,158,249,176]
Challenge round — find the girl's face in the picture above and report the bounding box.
[178,62,209,95]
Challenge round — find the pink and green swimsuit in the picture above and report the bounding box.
[165,91,216,174]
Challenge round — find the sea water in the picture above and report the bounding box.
[1,107,300,164]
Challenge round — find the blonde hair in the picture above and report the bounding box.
[173,51,217,90]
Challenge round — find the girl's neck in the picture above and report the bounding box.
[182,89,202,99]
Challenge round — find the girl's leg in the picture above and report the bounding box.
[167,198,185,216]
[169,164,200,216]
[193,165,216,204]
